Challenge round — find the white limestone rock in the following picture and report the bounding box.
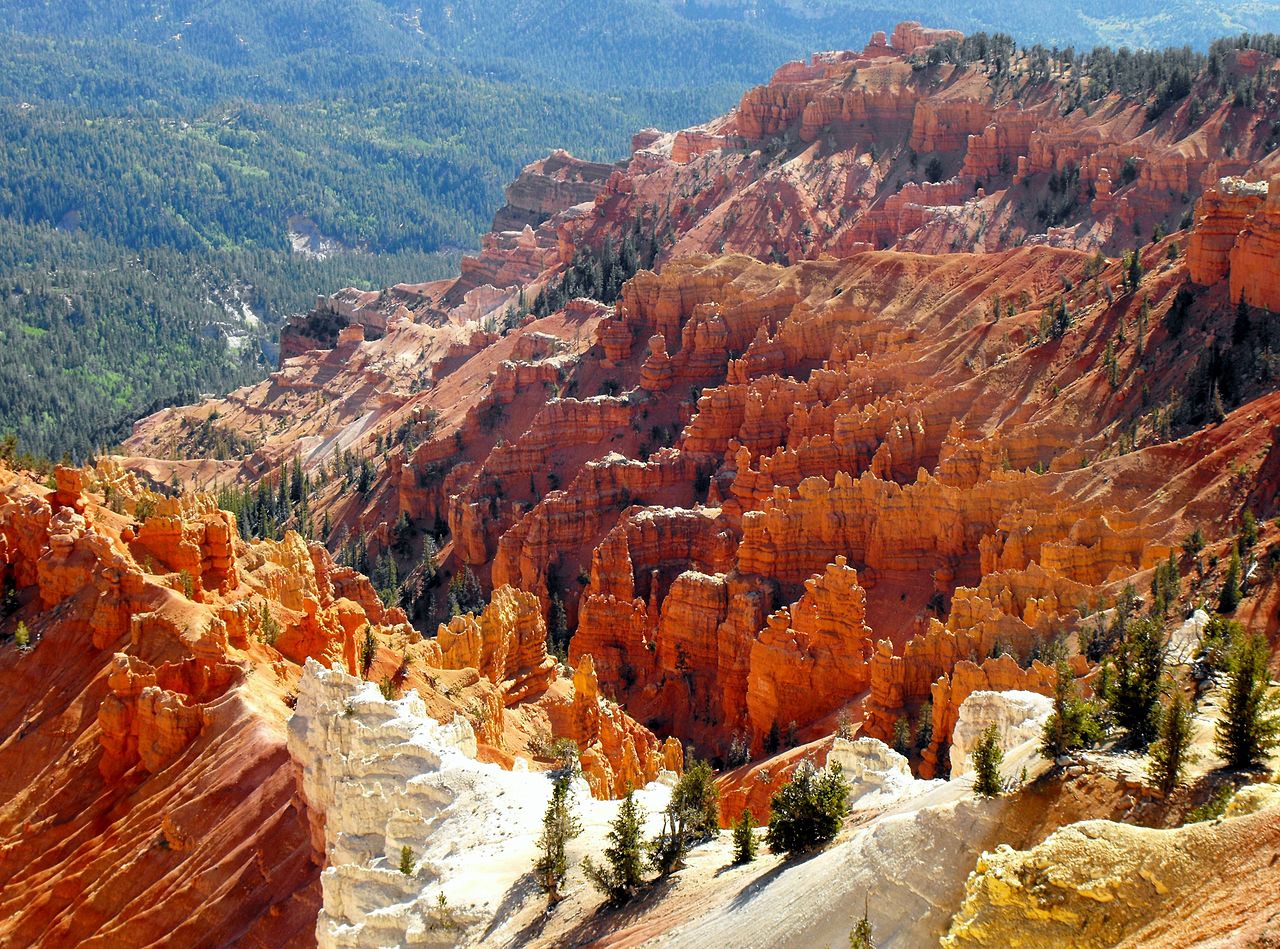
[827,736,935,809]
[949,689,1054,778]
[288,660,555,947]
[287,659,670,948]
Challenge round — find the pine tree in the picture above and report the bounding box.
[289,454,305,504]
[359,624,377,679]
[915,700,934,751]
[764,720,781,754]
[1209,382,1227,424]
[765,761,850,855]
[1040,659,1101,759]
[892,716,911,755]
[448,566,485,617]
[649,758,720,875]
[259,602,280,646]
[971,724,1004,797]
[14,620,30,649]
[1126,249,1144,292]
[1108,616,1166,749]
[1147,688,1197,794]
[547,594,570,661]
[398,845,415,876]
[1149,551,1180,619]
[1215,633,1280,770]
[1240,510,1259,550]
[1233,294,1252,345]
[1050,296,1071,338]
[534,773,583,902]
[731,808,757,864]
[583,788,647,904]
[1219,543,1242,613]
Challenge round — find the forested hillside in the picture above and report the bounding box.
[0,23,728,459]
[2,0,1278,458]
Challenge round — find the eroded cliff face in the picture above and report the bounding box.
[0,462,350,946]
[0,460,672,946]
[123,157,1280,773]
[83,21,1280,946]
[1189,174,1280,311]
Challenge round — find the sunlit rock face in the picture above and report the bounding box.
[949,689,1054,777]
[287,659,676,948]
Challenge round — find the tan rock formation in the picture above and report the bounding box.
[432,585,557,703]
[943,805,1280,948]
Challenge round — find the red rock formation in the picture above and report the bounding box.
[1188,176,1270,286]
[490,149,618,233]
[432,585,557,702]
[112,21,1280,820]
[1228,182,1280,311]
[1190,174,1280,312]
[891,21,965,54]
[0,466,328,945]
[744,556,873,744]
[543,654,683,798]
[0,457,684,944]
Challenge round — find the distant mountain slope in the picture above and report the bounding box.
[6,0,1280,83]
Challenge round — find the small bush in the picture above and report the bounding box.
[428,892,458,932]
[1187,784,1235,823]
[850,903,875,948]
[14,621,31,649]
[398,845,415,876]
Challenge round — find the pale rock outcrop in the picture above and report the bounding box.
[288,659,532,947]
[287,660,673,947]
[431,584,556,704]
[827,736,934,810]
[949,689,1053,777]
[943,802,1280,948]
